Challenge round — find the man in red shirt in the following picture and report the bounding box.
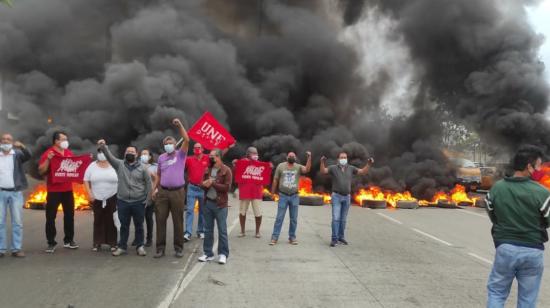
[184,143,209,241]
[38,131,78,253]
[234,147,265,238]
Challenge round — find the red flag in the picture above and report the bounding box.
[50,154,92,184]
[188,112,236,150]
[234,159,272,186]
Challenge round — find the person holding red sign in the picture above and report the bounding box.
[270,151,311,246]
[234,147,269,238]
[38,131,78,253]
[151,118,189,259]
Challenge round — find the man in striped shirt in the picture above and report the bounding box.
[485,145,550,308]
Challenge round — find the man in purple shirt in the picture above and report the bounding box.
[152,118,189,258]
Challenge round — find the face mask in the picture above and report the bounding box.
[59,140,69,149]
[251,154,259,161]
[531,169,545,181]
[164,144,175,154]
[287,157,296,164]
[97,153,107,161]
[339,159,348,166]
[0,143,12,152]
[209,157,216,166]
[140,155,150,164]
[125,153,136,163]
[193,148,202,155]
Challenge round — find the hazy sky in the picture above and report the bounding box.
[528,0,550,81]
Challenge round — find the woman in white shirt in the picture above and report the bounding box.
[84,150,118,251]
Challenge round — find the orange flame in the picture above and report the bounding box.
[298,177,331,203]
[263,188,279,202]
[352,184,476,207]
[26,183,90,210]
[538,163,550,190]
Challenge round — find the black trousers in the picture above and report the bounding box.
[145,202,155,242]
[45,191,75,246]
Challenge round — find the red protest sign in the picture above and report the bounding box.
[50,154,92,184]
[234,159,272,186]
[188,112,236,150]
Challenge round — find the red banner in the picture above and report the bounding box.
[50,155,92,184]
[188,112,236,150]
[235,159,272,186]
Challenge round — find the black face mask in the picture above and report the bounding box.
[125,153,136,163]
[209,157,216,167]
[287,157,296,164]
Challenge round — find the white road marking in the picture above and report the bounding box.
[376,213,403,225]
[412,228,453,246]
[468,252,493,265]
[157,217,240,308]
[458,209,488,218]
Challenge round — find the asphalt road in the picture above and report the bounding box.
[1,198,549,308]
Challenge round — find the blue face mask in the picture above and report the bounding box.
[164,144,175,154]
[338,159,348,166]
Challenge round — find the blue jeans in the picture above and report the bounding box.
[0,191,24,253]
[487,243,544,308]
[185,184,205,236]
[202,200,229,257]
[117,199,146,250]
[271,193,299,241]
[331,193,351,242]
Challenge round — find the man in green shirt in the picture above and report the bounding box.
[269,151,311,245]
[486,145,550,307]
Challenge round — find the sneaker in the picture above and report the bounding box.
[289,239,299,245]
[154,250,165,258]
[338,239,349,245]
[198,254,215,262]
[137,246,147,256]
[11,251,25,258]
[110,246,117,252]
[269,240,277,246]
[330,241,338,247]
[64,241,79,249]
[175,249,184,258]
[45,244,57,253]
[92,247,99,252]
[112,248,127,256]
[184,233,191,242]
[218,254,227,264]
[198,233,205,239]
[144,240,153,248]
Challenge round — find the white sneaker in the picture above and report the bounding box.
[198,233,205,239]
[137,246,147,256]
[183,234,191,242]
[198,254,215,262]
[218,254,227,264]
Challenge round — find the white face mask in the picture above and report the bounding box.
[140,155,150,164]
[250,154,259,161]
[0,143,12,152]
[97,153,107,161]
[338,158,348,166]
[59,140,69,150]
[164,144,175,154]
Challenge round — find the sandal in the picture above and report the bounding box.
[269,240,277,246]
[238,233,246,238]
[289,239,298,245]
[255,233,261,238]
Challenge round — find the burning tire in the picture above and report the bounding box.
[437,200,458,209]
[300,196,324,206]
[26,202,46,210]
[396,201,419,209]
[362,200,387,209]
[474,199,486,208]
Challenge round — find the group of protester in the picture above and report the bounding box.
[2,120,550,307]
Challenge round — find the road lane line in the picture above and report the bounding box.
[376,213,403,225]
[157,216,240,308]
[458,209,488,218]
[411,228,453,246]
[468,252,493,265]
